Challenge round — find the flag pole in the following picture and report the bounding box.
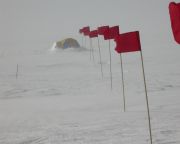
[120,54,126,112]
[97,37,103,78]
[81,35,83,48]
[89,37,92,60]
[85,36,87,48]
[90,38,95,62]
[140,51,153,144]
[16,64,19,79]
[108,39,112,90]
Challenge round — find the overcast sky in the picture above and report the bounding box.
[0,0,180,53]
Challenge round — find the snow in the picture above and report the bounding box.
[0,42,180,144]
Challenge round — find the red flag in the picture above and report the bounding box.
[89,30,98,38]
[98,26,109,35]
[169,2,180,44]
[104,26,119,40]
[82,26,90,36]
[114,31,141,53]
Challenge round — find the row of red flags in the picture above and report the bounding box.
[79,26,141,53]
[76,2,180,144]
[79,24,152,144]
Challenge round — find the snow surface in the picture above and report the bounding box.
[0,41,180,144]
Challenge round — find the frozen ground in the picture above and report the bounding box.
[0,43,180,144]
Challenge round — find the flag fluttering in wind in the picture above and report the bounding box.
[89,30,98,38]
[98,26,109,35]
[114,30,153,144]
[114,31,141,53]
[114,31,141,111]
[82,26,90,36]
[98,25,119,90]
[103,26,120,40]
[169,2,180,44]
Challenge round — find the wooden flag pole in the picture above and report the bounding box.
[16,64,19,79]
[89,37,92,60]
[85,36,87,48]
[97,37,103,78]
[120,54,126,112]
[108,40,112,90]
[81,35,83,47]
[140,51,153,144]
[90,38,95,62]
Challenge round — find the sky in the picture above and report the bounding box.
[0,0,180,53]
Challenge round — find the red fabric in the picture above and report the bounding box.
[89,30,98,38]
[97,26,109,35]
[169,2,180,44]
[82,26,90,36]
[104,26,119,40]
[114,31,141,53]
[79,29,83,34]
